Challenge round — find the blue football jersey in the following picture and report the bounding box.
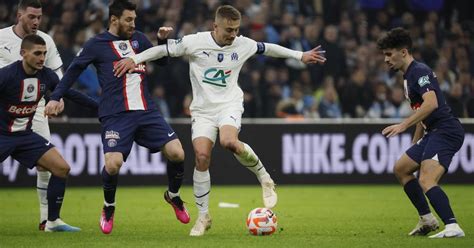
[403,60,458,130]
[0,61,97,134]
[51,31,157,118]
[0,61,51,133]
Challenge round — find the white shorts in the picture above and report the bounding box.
[31,98,51,140]
[191,107,243,143]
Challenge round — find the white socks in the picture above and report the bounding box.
[168,191,180,198]
[104,201,116,207]
[37,170,51,222]
[193,168,210,216]
[234,143,269,183]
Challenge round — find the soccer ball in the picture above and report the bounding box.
[246,208,277,236]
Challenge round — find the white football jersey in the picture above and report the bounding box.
[167,32,258,113]
[0,25,62,69]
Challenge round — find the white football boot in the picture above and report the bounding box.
[429,223,465,238]
[261,175,277,209]
[408,213,439,236]
[189,213,212,236]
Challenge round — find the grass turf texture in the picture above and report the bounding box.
[0,185,473,248]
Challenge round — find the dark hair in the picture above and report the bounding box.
[18,0,42,10]
[21,34,46,49]
[109,0,136,20]
[377,27,412,53]
[215,5,241,21]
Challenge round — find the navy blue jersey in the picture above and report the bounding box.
[403,60,458,130]
[51,31,157,118]
[0,60,97,134]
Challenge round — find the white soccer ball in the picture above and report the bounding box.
[246,207,277,236]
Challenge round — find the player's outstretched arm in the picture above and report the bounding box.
[262,43,326,64]
[113,44,168,77]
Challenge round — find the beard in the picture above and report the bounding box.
[22,21,37,35]
[117,24,134,40]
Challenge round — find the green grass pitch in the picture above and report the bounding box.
[1,185,473,248]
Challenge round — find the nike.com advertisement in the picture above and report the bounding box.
[1,122,473,186]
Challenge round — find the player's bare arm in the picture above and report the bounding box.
[412,122,424,144]
[382,91,438,138]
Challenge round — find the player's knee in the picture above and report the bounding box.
[220,138,238,152]
[54,163,70,178]
[393,164,404,178]
[105,157,123,175]
[195,151,210,168]
[167,148,185,162]
[418,175,436,192]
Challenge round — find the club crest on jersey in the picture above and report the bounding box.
[231,52,238,61]
[131,40,139,49]
[119,42,128,51]
[218,53,224,62]
[418,75,430,87]
[108,139,117,147]
[27,84,34,93]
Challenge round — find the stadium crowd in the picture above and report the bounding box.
[1,0,473,118]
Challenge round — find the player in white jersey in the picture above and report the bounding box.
[0,0,64,231]
[113,5,326,236]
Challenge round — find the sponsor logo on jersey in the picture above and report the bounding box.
[105,130,120,140]
[4,46,11,53]
[202,68,231,87]
[8,104,38,117]
[108,139,117,147]
[112,61,146,73]
[175,38,183,44]
[40,84,46,92]
[27,84,34,93]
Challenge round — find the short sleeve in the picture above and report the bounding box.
[412,67,436,96]
[166,35,192,57]
[238,36,259,59]
[43,34,63,71]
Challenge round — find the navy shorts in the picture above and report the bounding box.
[0,132,54,169]
[406,127,464,170]
[100,110,178,161]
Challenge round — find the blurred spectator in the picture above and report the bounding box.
[0,0,472,119]
[367,83,392,118]
[446,83,466,118]
[151,85,170,118]
[385,85,412,118]
[341,67,373,117]
[317,82,342,118]
[276,83,305,119]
